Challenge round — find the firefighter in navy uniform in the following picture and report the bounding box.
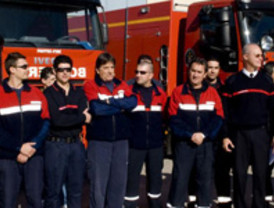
[0,52,50,208]
[43,55,91,208]
[222,44,274,208]
[124,61,167,208]
[167,58,224,208]
[206,57,233,206]
[84,52,137,208]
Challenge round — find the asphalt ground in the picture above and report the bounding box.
[17,159,274,208]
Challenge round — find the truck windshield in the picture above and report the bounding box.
[0,3,102,49]
[240,11,274,50]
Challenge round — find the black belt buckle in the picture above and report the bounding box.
[66,137,76,143]
[48,136,77,143]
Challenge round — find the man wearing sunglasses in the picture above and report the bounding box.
[222,44,274,208]
[43,55,91,208]
[124,62,167,208]
[0,52,50,207]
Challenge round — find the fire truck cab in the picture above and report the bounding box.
[0,0,107,84]
[168,0,274,94]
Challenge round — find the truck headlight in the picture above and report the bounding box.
[261,35,273,51]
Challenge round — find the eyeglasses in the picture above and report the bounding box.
[56,67,72,73]
[255,54,263,58]
[135,70,148,75]
[16,64,28,70]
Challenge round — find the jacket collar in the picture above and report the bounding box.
[2,78,31,93]
[182,80,209,95]
[95,74,121,87]
[132,80,161,96]
[52,81,75,93]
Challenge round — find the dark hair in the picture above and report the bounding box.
[5,52,26,75]
[40,67,54,80]
[189,57,208,72]
[207,56,220,64]
[96,52,116,69]
[262,62,274,77]
[137,54,153,64]
[53,55,73,69]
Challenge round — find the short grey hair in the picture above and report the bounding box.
[137,61,154,73]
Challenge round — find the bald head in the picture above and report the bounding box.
[242,43,261,55]
[242,43,263,71]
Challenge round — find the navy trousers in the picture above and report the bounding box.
[0,155,43,208]
[215,143,233,197]
[168,141,214,207]
[124,147,163,208]
[44,140,86,208]
[87,140,128,208]
[232,127,269,208]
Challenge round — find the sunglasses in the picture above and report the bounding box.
[255,54,263,58]
[16,64,28,70]
[135,70,148,75]
[56,67,72,73]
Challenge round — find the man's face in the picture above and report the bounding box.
[96,61,115,82]
[55,63,71,85]
[11,58,29,81]
[188,63,206,88]
[243,45,263,70]
[135,64,153,87]
[42,74,56,88]
[207,60,220,81]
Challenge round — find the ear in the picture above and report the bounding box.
[96,68,100,74]
[41,78,46,85]
[9,66,16,74]
[149,72,154,79]
[203,73,207,79]
[243,53,249,62]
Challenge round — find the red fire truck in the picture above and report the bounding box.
[70,0,274,95]
[0,0,108,85]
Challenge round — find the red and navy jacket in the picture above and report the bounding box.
[83,75,137,142]
[44,82,87,138]
[169,81,224,141]
[0,78,49,159]
[222,70,274,137]
[129,82,167,149]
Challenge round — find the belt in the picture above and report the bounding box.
[47,136,79,143]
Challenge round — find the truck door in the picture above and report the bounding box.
[125,26,160,81]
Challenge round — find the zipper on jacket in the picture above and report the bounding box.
[193,90,201,131]
[17,93,24,143]
[112,115,116,141]
[146,111,149,148]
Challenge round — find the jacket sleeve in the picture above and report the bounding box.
[44,88,86,127]
[168,87,194,138]
[108,83,137,111]
[221,77,234,138]
[268,81,274,137]
[84,80,122,116]
[85,80,137,116]
[30,91,50,149]
[89,100,121,115]
[203,88,224,140]
[31,119,50,149]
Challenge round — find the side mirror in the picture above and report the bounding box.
[217,7,232,49]
[101,22,109,44]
